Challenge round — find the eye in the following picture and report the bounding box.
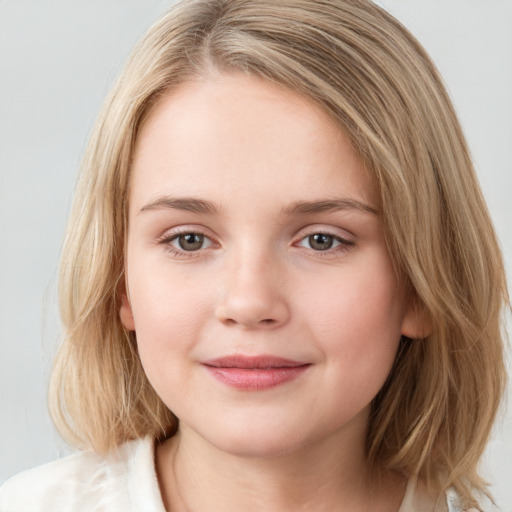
[297,232,354,252]
[303,233,337,251]
[300,233,339,251]
[171,232,212,252]
[157,228,216,257]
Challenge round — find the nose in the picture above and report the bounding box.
[215,248,290,329]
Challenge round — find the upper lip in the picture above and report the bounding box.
[203,355,309,369]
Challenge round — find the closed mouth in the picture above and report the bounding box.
[202,355,311,390]
[203,355,309,369]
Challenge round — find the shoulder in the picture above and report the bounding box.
[400,477,497,512]
[0,437,164,512]
[446,487,500,512]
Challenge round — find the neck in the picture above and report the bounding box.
[156,424,405,512]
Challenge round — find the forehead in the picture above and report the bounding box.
[130,73,376,213]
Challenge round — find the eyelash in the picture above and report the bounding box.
[157,228,355,259]
[295,231,355,257]
[157,227,217,259]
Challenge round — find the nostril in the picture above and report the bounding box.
[215,291,290,329]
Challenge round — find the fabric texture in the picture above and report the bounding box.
[0,437,467,511]
[0,438,165,512]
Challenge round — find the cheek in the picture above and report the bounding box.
[126,260,212,380]
[297,258,404,370]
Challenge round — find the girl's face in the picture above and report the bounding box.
[121,73,423,457]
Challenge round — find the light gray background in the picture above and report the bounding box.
[1,0,511,508]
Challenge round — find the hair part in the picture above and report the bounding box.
[50,1,508,507]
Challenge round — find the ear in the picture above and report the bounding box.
[119,277,136,331]
[120,293,135,331]
[401,300,432,340]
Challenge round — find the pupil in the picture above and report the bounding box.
[309,234,333,251]
[179,234,204,251]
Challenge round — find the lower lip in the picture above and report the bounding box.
[204,365,310,391]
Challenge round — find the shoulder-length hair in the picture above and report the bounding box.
[50,0,508,507]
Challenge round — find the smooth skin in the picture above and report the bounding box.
[120,72,428,512]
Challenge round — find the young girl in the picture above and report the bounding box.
[0,0,508,511]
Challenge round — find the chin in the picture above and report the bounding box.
[198,419,314,459]
[217,436,301,459]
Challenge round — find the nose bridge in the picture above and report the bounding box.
[215,238,289,328]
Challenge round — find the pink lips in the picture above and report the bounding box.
[202,355,310,391]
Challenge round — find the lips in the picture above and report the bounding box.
[202,355,310,391]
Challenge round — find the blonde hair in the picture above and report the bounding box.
[50,0,508,507]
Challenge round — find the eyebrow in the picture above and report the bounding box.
[139,195,378,216]
[282,198,378,216]
[140,196,219,215]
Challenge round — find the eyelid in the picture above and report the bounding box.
[156,225,219,258]
[155,224,356,259]
[292,225,356,256]
[294,224,356,243]
[156,224,216,242]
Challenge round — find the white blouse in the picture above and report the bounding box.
[0,437,469,511]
